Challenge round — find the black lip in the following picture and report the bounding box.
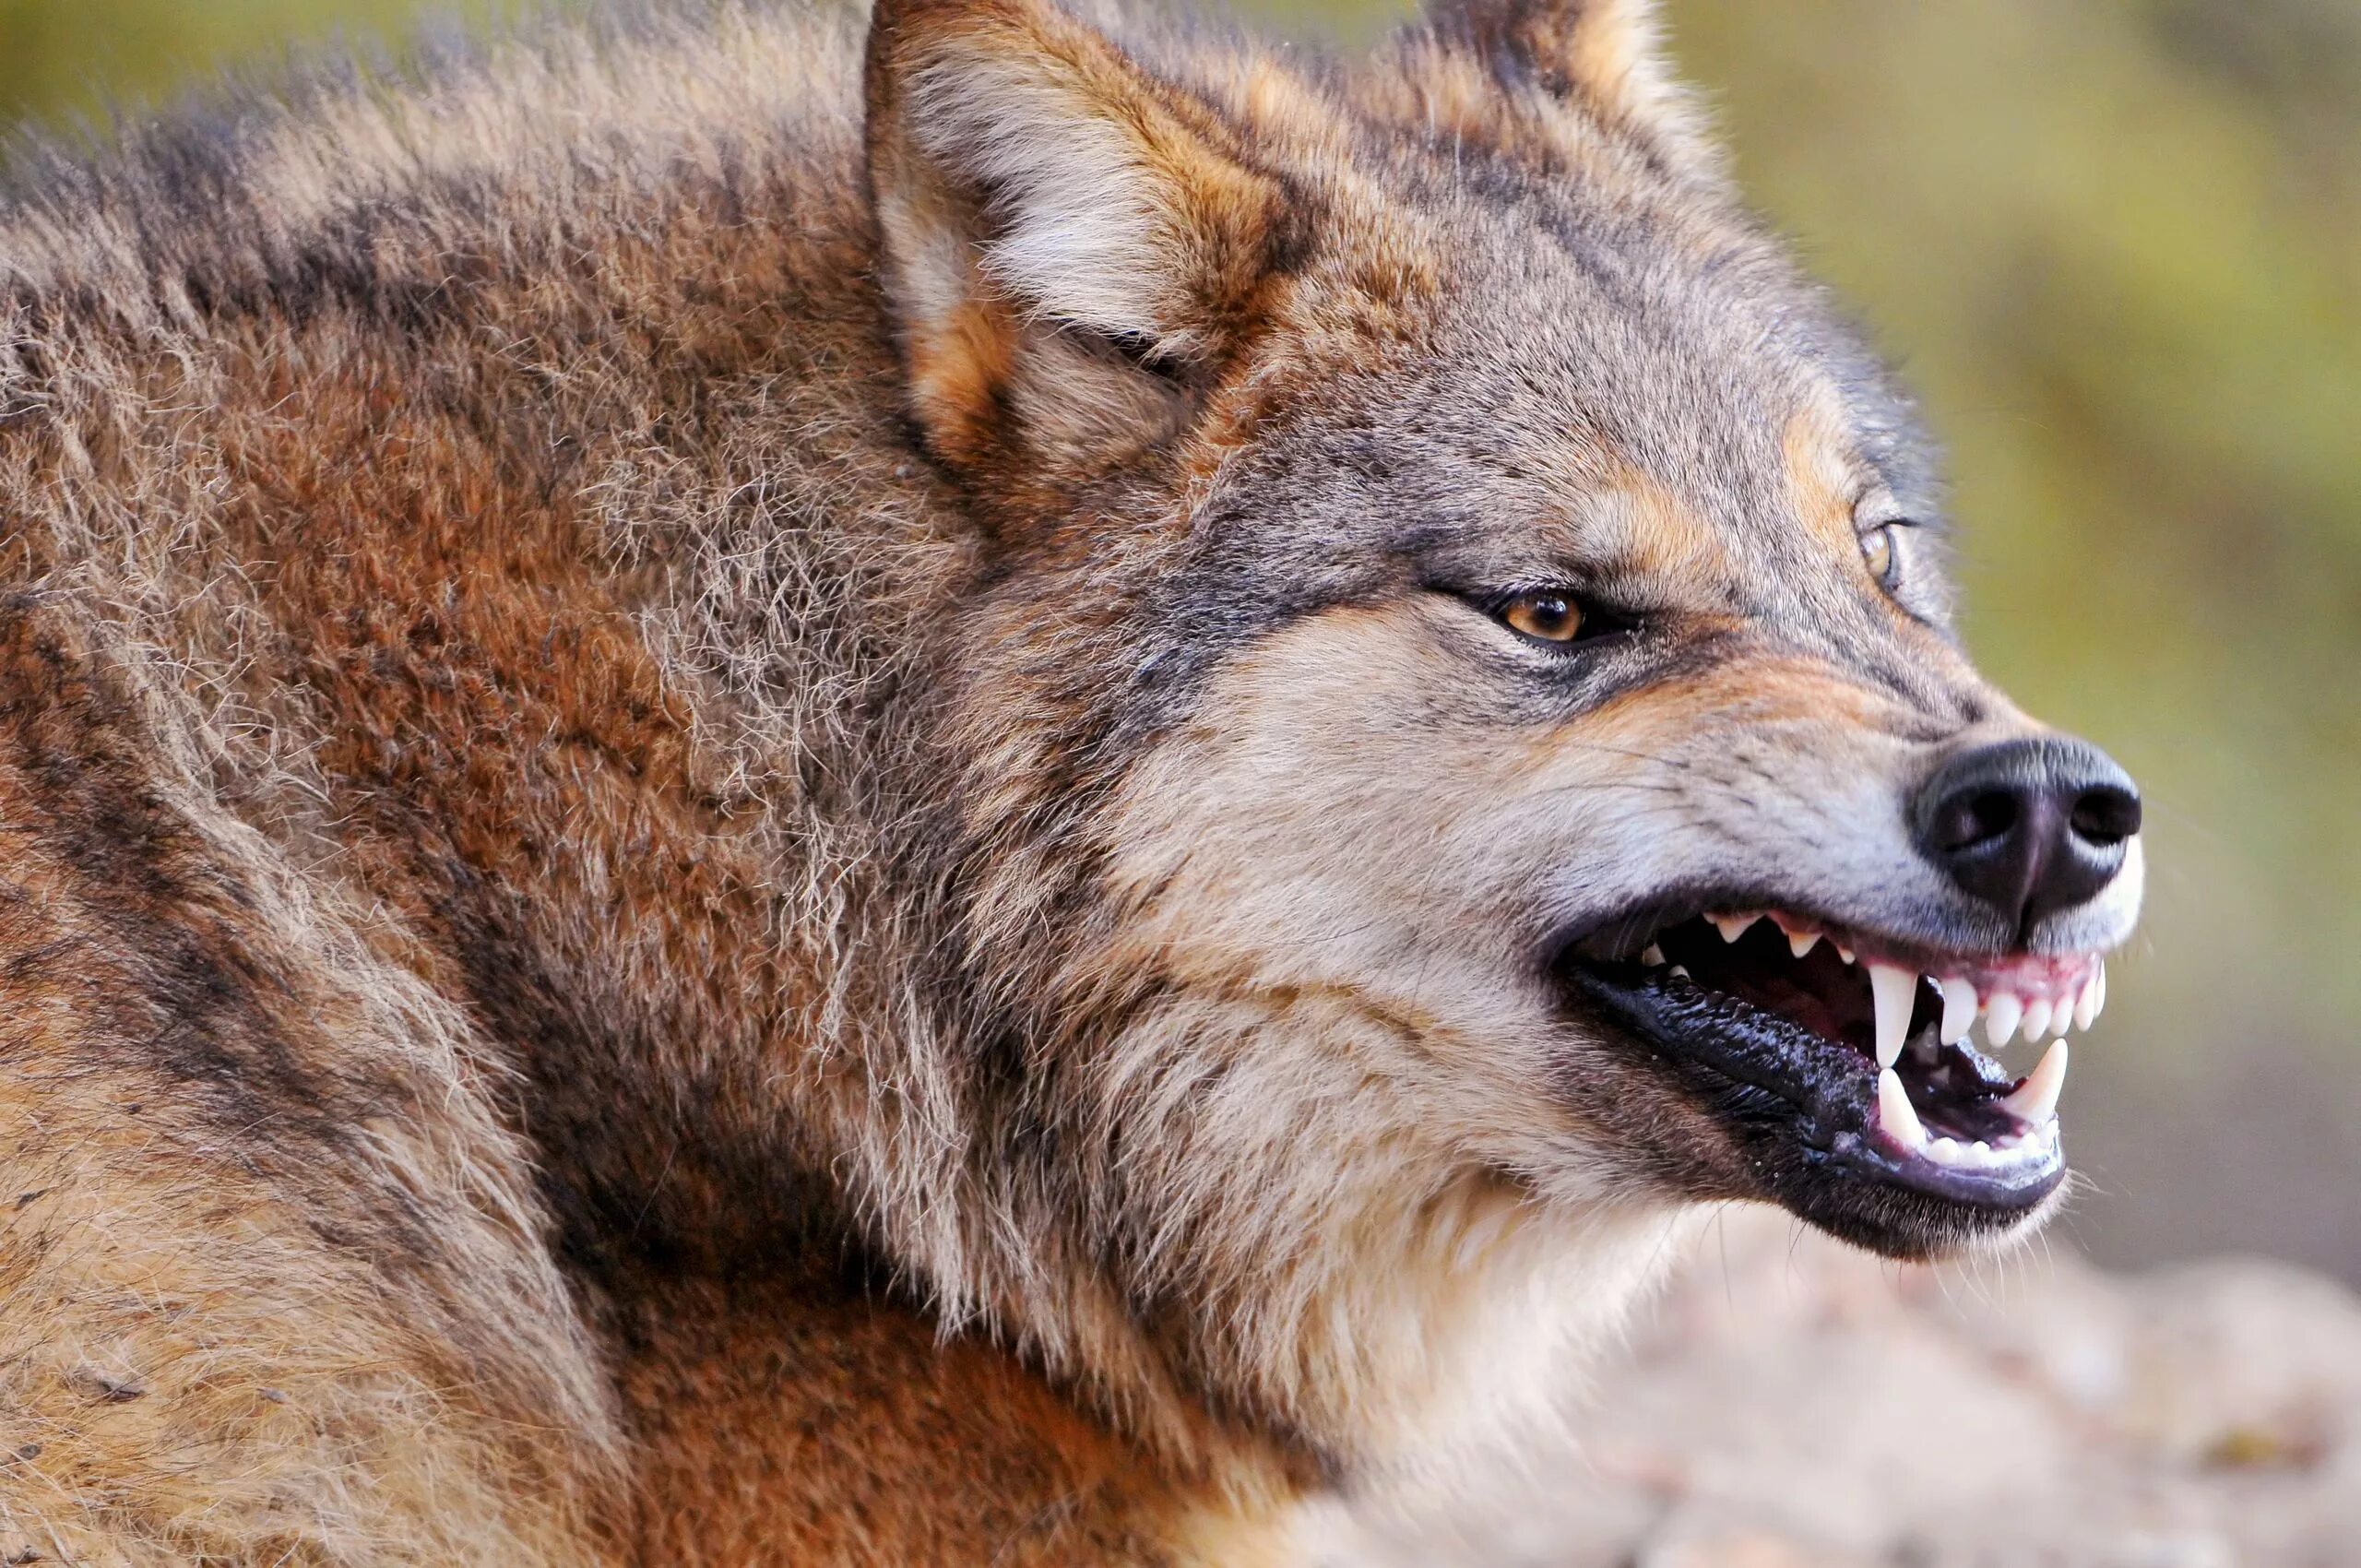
[1552,884,2014,971]
[1569,957,2066,1235]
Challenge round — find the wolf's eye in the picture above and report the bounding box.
[1861,524,1903,590]
[1502,592,1584,643]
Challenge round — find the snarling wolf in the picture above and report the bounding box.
[0,0,2143,1559]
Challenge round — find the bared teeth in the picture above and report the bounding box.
[1909,1118,2058,1171]
[1667,907,2114,1099]
[1938,977,1978,1045]
[1927,1135,2009,1170]
[1641,944,1667,967]
[1984,991,2023,1050]
[1877,1067,1927,1148]
[2073,968,2100,1031]
[1868,962,1917,1069]
[2019,997,2054,1045]
[2001,1039,2070,1124]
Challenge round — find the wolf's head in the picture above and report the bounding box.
[862,0,2142,1471]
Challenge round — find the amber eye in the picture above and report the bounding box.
[1861,523,1902,589]
[1502,592,1584,643]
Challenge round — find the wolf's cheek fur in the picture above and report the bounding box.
[1095,604,1597,1153]
[1091,605,1895,1130]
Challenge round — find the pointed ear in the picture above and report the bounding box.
[863,0,1290,495]
[1419,0,1723,181]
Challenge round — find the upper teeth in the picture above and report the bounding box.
[1938,976,1978,1045]
[1944,958,2106,1049]
[1868,962,1917,1069]
[1984,991,2023,1048]
[1656,921,2108,1057]
[1647,921,2108,1055]
[2074,968,2103,1031]
[2020,996,2054,1045]
[1711,913,1760,944]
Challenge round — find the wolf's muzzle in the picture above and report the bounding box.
[1912,735,2142,935]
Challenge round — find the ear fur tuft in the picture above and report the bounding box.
[1422,0,1724,181]
[864,0,1287,487]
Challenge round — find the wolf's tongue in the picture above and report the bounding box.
[1659,920,1877,1054]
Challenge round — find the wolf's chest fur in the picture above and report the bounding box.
[0,0,2138,1561]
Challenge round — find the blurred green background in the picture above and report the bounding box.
[4,0,2355,1281]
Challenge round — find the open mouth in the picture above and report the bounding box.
[1562,905,2107,1236]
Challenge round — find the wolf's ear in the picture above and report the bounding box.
[863,0,1288,497]
[1418,0,1722,180]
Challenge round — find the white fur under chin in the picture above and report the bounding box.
[1321,1196,1712,1523]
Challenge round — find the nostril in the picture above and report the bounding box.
[1933,787,2019,853]
[2070,784,2142,847]
[1916,735,2139,930]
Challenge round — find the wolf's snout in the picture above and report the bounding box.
[1913,737,2142,932]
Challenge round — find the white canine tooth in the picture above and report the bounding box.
[2020,997,2053,1045]
[1788,929,1821,960]
[2001,1039,2070,1124]
[1711,914,1759,944]
[2093,960,2107,1018]
[1641,944,1667,967]
[1877,1067,1927,1149]
[1837,945,1857,966]
[1984,991,2023,1051]
[2073,970,2099,1031]
[1668,965,1691,980]
[1869,962,1917,1069]
[1938,977,1978,1045]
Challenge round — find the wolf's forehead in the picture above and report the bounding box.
[1216,162,1938,593]
[1444,247,1862,469]
[1359,310,1881,563]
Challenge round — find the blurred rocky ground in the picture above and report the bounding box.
[1329,1207,2361,1567]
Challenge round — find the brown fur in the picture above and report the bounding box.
[0,0,2139,1560]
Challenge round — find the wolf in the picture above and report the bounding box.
[0,0,2143,1560]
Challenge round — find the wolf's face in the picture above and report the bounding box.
[1071,242,2145,1262]
[868,0,2142,1444]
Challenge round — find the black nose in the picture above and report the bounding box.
[1913,736,2142,933]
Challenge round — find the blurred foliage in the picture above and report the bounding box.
[0,0,530,128]
[2,0,2355,1278]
